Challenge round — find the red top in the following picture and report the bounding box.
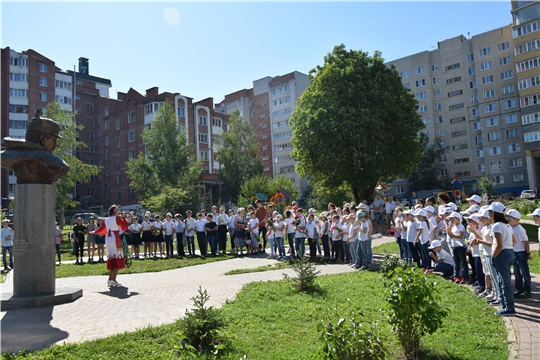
[94,216,129,236]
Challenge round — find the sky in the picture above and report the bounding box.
[2,1,513,103]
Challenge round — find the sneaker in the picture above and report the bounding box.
[489,300,501,306]
[459,278,468,284]
[453,277,461,283]
[485,294,495,302]
[495,309,516,316]
[518,291,532,299]
[477,290,489,298]
[107,280,115,287]
[358,266,366,270]
[513,290,523,297]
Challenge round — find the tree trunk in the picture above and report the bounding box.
[352,187,361,204]
[361,185,376,203]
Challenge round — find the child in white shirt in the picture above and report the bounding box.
[247,212,259,254]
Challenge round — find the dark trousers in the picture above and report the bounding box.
[408,242,421,267]
[55,244,61,262]
[308,237,317,259]
[514,251,532,293]
[259,226,267,250]
[468,253,477,282]
[2,246,13,269]
[322,234,330,258]
[420,242,431,269]
[344,240,351,263]
[334,240,344,262]
[196,231,207,256]
[474,256,486,288]
[287,233,295,257]
[185,235,195,255]
[218,225,227,252]
[176,232,185,256]
[76,238,85,259]
[164,234,174,257]
[208,233,217,255]
[492,249,516,312]
[453,246,468,279]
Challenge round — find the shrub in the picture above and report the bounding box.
[379,254,410,278]
[317,306,387,360]
[179,287,227,354]
[384,267,447,360]
[509,198,537,216]
[283,256,322,293]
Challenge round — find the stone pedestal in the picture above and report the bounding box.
[13,184,56,296]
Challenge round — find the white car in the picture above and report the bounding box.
[520,190,536,200]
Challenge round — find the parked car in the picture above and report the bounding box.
[520,190,536,200]
[71,213,100,225]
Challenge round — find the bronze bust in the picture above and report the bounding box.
[1,110,69,184]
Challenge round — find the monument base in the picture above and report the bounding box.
[1,286,82,311]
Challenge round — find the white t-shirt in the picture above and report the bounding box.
[406,220,418,243]
[274,221,284,237]
[480,224,492,256]
[130,223,141,233]
[295,216,307,238]
[373,199,384,213]
[341,223,351,241]
[358,221,369,241]
[467,231,480,257]
[385,201,396,213]
[348,222,357,242]
[195,219,207,232]
[416,220,430,244]
[185,217,196,236]
[153,221,163,232]
[306,221,317,239]
[428,216,438,240]
[248,218,259,235]
[162,220,175,235]
[216,213,229,226]
[491,222,514,251]
[438,248,455,266]
[394,216,403,238]
[319,221,329,236]
[141,220,152,231]
[286,218,296,234]
[450,223,465,248]
[332,221,343,241]
[512,224,528,252]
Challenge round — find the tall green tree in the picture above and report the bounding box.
[127,100,204,214]
[290,44,425,203]
[216,109,264,203]
[407,136,449,192]
[45,101,102,210]
[237,175,299,207]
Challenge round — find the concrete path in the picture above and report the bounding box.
[1,234,539,360]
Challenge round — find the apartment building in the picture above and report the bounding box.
[387,24,529,197]
[511,0,540,189]
[220,71,310,194]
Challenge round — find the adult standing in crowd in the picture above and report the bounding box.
[372,194,385,234]
[256,200,268,253]
[1,219,14,271]
[86,217,97,262]
[385,196,396,232]
[73,217,87,264]
[174,214,185,257]
[216,206,229,255]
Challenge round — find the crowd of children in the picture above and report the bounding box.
[392,193,537,317]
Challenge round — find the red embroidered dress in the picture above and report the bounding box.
[95,216,129,270]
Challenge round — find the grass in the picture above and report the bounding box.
[4,271,508,360]
[55,255,235,278]
[224,261,291,275]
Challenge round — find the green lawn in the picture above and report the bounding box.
[224,261,290,275]
[4,271,508,360]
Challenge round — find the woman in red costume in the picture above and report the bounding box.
[93,204,129,287]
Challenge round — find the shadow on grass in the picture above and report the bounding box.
[417,348,464,360]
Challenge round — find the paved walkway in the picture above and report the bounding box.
[1,234,539,359]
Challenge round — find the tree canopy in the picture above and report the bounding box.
[45,101,102,210]
[290,44,425,203]
[216,109,264,203]
[407,136,449,193]
[238,175,299,207]
[127,100,204,214]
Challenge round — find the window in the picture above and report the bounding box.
[522,112,540,125]
[508,144,521,153]
[478,164,485,172]
[416,91,427,100]
[260,124,268,129]
[260,135,268,140]
[516,56,540,73]
[470,80,477,89]
[510,159,523,168]
[493,176,504,184]
[54,95,72,104]
[418,105,428,113]
[434,89,441,97]
[395,186,405,194]
[105,136,109,145]
[104,120,109,130]
[128,111,135,123]
[446,76,461,84]
[513,20,540,38]
[55,80,72,90]
[520,93,540,108]
[404,82,411,89]
[200,151,209,161]
[471,95,478,103]
[441,169,448,176]
[485,103,498,113]
[505,114,518,124]
[450,116,465,123]
[115,119,120,130]
[105,167,109,176]
[445,63,460,71]
[198,116,207,126]
[486,117,499,127]
[9,89,28,97]
[105,151,109,160]
[476,149,484,158]
[199,134,208,143]
[272,108,292,117]
[273,131,292,140]
[507,129,519,138]
[438,129,445,136]
[400,70,410,78]
[274,143,293,152]
[498,41,510,51]
[479,47,491,57]
[473,121,481,130]
[436,116,443,123]
[440,155,447,163]
[86,103,94,112]
[489,146,502,155]
[87,117,94,126]
[488,132,501,141]
[501,71,513,80]
[455,171,471,177]
[454,157,469,164]
[10,57,28,66]
[39,77,47,86]
[499,56,512,66]
[415,79,426,87]
[482,75,494,85]
[514,38,540,55]
[448,90,463,97]
[414,66,424,75]
[483,89,496,98]
[422,118,429,125]
[502,85,515,94]
[435,102,442,110]
[433,77,440,85]
[480,61,492,71]
[449,103,464,110]
[39,62,47,72]
[491,161,503,170]
[475,135,483,144]
[472,108,480,116]
[453,144,468,150]
[129,188,136,200]
[512,173,525,183]
[128,130,135,142]
[432,64,439,71]
[9,73,28,82]
[518,75,540,90]
[212,117,222,127]
[504,100,517,109]
[104,107,109,116]
[468,67,476,75]
[9,120,27,129]
[451,130,466,137]
[177,106,185,117]
[116,174,121,184]
[467,53,474,62]
[39,93,47,102]
[88,131,94,140]
[115,137,120,148]
[524,131,540,142]
[273,120,289,128]
[258,103,267,108]
[422,130,430,138]
[76,80,83,86]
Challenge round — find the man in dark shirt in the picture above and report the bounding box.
[205,215,218,256]
[72,217,87,264]
[255,200,268,253]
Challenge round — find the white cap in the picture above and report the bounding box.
[461,204,480,215]
[465,214,481,224]
[415,209,428,217]
[447,202,457,211]
[428,240,442,249]
[481,205,490,210]
[414,204,423,209]
[424,205,435,213]
[488,202,506,213]
[308,208,316,213]
[478,209,490,218]
[404,209,416,215]
[466,195,482,204]
[448,211,462,219]
[357,204,367,209]
[505,209,521,219]
[527,209,540,217]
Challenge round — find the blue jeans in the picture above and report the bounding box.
[185,235,195,255]
[434,262,453,276]
[2,246,13,269]
[355,241,368,268]
[492,249,515,312]
[401,237,412,263]
[344,240,351,263]
[366,237,373,264]
[452,246,468,279]
[287,233,295,257]
[268,235,276,257]
[321,235,330,258]
[349,241,358,265]
[474,257,486,289]
[295,237,305,257]
[207,233,217,255]
[514,251,531,293]
[275,237,285,257]
[420,242,431,269]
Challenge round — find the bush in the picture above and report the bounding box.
[179,287,227,354]
[384,267,447,360]
[508,198,537,216]
[379,254,410,278]
[317,306,387,360]
[283,256,322,293]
